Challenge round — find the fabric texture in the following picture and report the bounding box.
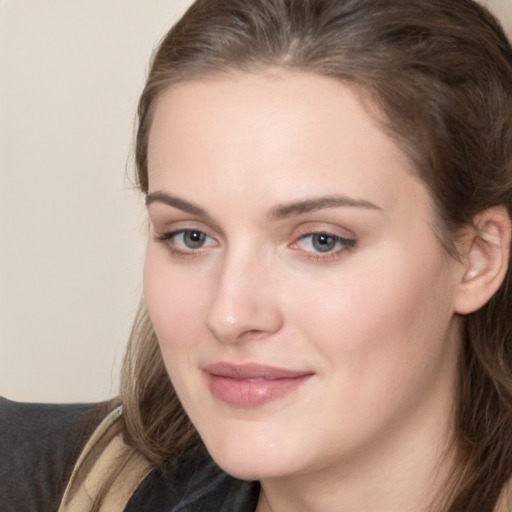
[0,397,259,512]
[124,443,259,512]
[0,396,104,512]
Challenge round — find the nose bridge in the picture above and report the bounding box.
[205,242,282,343]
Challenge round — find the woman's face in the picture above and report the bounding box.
[144,70,464,483]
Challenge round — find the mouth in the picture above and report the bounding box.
[203,362,314,408]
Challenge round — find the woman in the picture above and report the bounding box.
[3,0,512,511]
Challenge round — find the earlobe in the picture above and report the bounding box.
[455,206,511,315]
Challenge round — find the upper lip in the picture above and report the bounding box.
[203,362,313,380]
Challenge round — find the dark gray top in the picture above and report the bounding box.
[0,396,103,512]
[126,443,259,512]
[0,397,259,512]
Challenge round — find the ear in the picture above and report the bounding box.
[455,206,511,315]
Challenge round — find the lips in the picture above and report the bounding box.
[203,362,314,408]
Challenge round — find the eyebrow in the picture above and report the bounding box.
[268,196,383,220]
[146,191,382,221]
[146,191,211,219]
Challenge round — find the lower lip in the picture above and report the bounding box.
[205,374,312,408]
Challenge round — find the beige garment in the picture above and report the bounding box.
[58,406,152,512]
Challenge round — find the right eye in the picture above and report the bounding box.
[156,229,217,253]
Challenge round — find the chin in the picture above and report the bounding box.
[200,426,304,481]
[211,451,292,481]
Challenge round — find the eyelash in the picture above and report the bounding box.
[290,231,356,262]
[155,229,217,258]
[154,228,356,262]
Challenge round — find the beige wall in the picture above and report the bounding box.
[488,0,512,30]
[0,0,194,402]
[1,0,511,403]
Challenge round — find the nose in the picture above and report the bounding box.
[205,249,284,344]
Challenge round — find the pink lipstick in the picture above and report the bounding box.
[203,362,313,408]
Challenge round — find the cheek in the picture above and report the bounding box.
[143,248,207,355]
[285,248,460,446]
[291,242,458,384]
[143,251,211,413]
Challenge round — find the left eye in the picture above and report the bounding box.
[294,232,354,254]
[159,229,216,251]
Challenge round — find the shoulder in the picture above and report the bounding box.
[55,406,258,512]
[0,396,108,512]
[59,407,259,512]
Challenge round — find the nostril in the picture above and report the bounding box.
[239,329,271,342]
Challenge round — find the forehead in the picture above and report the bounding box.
[146,69,429,217]
[148,69,391,157]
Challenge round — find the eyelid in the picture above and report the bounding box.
[152,222,219,258]
[291,232,355,251]
[289,224,357,261]
[157,229,216,244]
[147,204,224,239]
[150,217,216,239]
[291,222,355,243]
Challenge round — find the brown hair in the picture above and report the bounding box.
[108,0,512,510]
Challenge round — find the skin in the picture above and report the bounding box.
[144,69,469,512]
